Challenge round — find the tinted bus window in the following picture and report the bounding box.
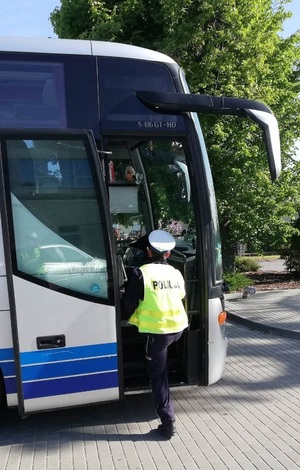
[5,136,109,299]
[98,57,186,133]
[0,61,67,129]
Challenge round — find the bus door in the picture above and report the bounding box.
[104,138,200,387]
[0,130,121,415]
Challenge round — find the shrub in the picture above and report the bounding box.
[223,271,252,292]
[281,249,300,273]
[280,218,300,274]
[235,257,259,272]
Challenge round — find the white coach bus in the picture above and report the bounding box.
[0,37,280,416]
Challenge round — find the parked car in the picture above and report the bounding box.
[19,244,108,297]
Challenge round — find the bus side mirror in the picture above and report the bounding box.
[245,109,281,182]
[137,91,282,182]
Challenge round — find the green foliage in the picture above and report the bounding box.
[50,0,300,255]
[50,0,92,39]
[223,271,251,292]
[281,218,300,273]
[235,257,260,272]
[282,249,300,273]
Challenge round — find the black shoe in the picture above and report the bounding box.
[157,422,176,439]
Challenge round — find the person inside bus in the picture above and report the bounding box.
[122,230,188,439]
[18,231,43,275]
[124,165,136,183]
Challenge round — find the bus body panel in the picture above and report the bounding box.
[0,311,16,407]
[208,298,228,384]
[0,36,93,55]
[0,277,9,309]
[0,216,6,276]
[11,277,119,413]
[0,37,175,63]
[0,213,16,405]
[24,388,119,413]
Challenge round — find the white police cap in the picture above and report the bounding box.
[148,230,175,253]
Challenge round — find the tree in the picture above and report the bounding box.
[50,0,92,39]
[50,0,300,266]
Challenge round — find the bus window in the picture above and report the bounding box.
[6,137,109,299]
[108,138,196,262]
[109,186,139,214]
[192,115,223,282]
[137,139,195,244]
[0,61,67,129]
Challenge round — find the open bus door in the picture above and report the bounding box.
[0,130,123,415]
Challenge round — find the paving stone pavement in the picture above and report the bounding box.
[1,289,300,470]
[225,288,300,338]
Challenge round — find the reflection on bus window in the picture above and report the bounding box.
[7,138,109,299]
[108,138,196,263]
[0,61,67,129]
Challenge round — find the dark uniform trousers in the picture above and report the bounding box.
[145,331,183,425]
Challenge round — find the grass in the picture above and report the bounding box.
[239,254,280,262]
[224,254,282,292]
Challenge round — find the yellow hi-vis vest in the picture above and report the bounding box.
[128,263,188,334]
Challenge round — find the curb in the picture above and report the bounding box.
[226,311,300,340]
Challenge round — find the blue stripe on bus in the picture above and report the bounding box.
[0,348,16,396]
[21,355,118,381]
[1,361,16,377]
[23,370,119,399]
[0,347,14,361]
[20,342,117,365]
[4,376,17,394]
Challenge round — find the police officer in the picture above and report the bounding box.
[122,230,188,438]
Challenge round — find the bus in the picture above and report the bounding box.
[0,37,281,416]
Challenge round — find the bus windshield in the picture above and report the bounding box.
[107,138,196,261]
